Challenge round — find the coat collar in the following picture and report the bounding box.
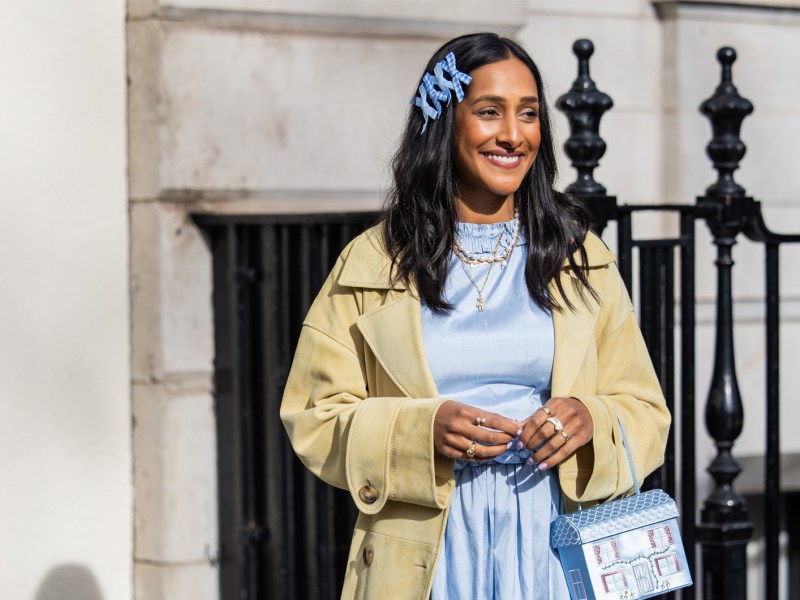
[338,226,406,290]
[343,224,616,399]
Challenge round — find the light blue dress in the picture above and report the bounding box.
[422,219,570,600]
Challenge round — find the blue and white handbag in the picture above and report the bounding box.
[550,418,692,600]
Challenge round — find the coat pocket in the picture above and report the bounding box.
[342,530,435,600]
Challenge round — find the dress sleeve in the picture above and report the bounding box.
[559,262,671,505]
[279,251,454,515]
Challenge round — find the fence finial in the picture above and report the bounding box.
[699,47,754,198]
[556,39,613,196]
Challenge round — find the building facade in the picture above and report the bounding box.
[2,1,799,599]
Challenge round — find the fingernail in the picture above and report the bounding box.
[506,441,513,450]
[537,462,548,471]
[516,429,523,436]
[526,457,534,466]
[516,441,524,450]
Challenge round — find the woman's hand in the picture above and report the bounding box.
[433,400,521,460]
[518,396,593,470]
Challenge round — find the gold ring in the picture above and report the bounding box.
[466,441,477,458]
[538,406,551,416]
[560,430,569,442]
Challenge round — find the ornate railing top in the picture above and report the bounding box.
[699,47,754,200]
[555,39,613,197]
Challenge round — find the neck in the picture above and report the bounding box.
[455,194,516,224]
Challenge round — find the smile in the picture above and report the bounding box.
[482,153,523,168]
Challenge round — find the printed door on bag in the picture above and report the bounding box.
[633,564,653,593]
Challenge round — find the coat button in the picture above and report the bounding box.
[358,485,379,504]
[362,544,374,566]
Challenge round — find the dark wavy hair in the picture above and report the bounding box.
[383,32,595,313]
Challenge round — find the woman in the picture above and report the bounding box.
[280,32,669,600]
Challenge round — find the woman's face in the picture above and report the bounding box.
[452,56,541,212]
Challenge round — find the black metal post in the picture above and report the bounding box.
[678,210,697,600]
[556,39,617,233]
[764,243,780,600]
[695,47,754,600]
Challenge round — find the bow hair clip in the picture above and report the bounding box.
[411,51,473,133]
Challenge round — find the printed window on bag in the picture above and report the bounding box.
[655,553,680,576]
[569,569,588,600]
[601,571,628,593]
[648,525,673,548]
[633,564,654,593]
[593,540,619,564]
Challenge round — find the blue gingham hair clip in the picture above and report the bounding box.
[411,51,473,134]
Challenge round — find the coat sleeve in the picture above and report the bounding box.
[279,249,454,515]
[558,262,671,505]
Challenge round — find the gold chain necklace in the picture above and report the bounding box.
[453,211,520,265]
[457,230,505,312]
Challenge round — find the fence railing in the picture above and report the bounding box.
[556,40,800,600]
[194,39,800,600]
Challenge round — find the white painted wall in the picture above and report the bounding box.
[0,2,130,600]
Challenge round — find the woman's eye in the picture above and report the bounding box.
[477,108,500,117]
[521,110,538,120]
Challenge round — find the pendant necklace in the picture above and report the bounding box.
[460,256,496,312]
[457,224,508,312]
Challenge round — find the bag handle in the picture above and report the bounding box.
[616,414,641,496]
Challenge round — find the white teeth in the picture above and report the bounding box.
[486,154,520,164]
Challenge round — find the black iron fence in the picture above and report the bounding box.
[556,40,800,600]
[194,39,799,600]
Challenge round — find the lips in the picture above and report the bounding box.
[482,152,523,168]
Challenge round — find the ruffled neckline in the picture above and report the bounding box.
[455,218,527,255]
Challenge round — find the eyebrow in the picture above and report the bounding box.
[471,95,539,104]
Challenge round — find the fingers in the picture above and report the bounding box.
[436,433,512,460]
[530,431,573,470]
[479,411,521,438]
[433,401,521,460]
[519,397,594,470]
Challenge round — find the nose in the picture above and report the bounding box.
[496,114,523,149]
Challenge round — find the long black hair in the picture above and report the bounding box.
[382,32,596,313]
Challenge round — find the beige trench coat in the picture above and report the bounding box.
[280,225,670,600]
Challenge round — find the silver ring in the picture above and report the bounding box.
[560,430,569,442]
[546,416,564,432]
[538,406,552,416]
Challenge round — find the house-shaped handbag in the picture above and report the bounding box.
[550,418,692,600]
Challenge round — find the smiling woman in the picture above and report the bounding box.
[280,32,669,600]
[452,58,541,222]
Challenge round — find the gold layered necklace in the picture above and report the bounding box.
[454,213,521,312]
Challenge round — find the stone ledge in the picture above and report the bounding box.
[525,0,654,19]
[736,452,800,494]
[654,0,800,19]
[653,0,800,9]
[131,3,525,38]
[135,189,383,215]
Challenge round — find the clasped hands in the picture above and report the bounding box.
[432,397,593,470]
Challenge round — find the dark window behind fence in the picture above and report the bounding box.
[197,214,379,600]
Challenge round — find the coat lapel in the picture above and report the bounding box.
[356,292,440,399]
[342,224,613,400]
